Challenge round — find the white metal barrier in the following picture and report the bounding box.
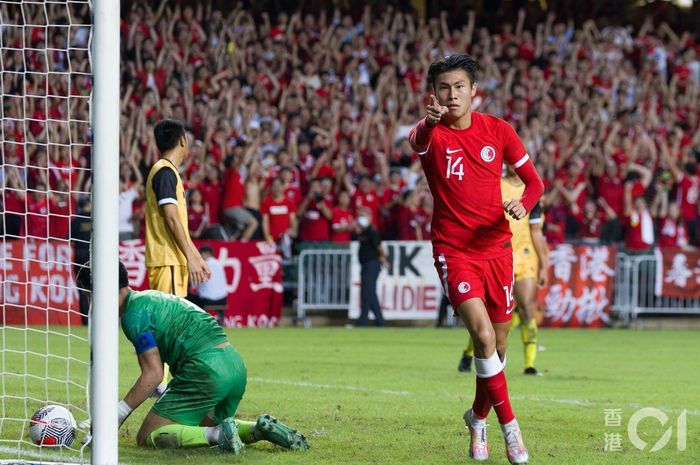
[613,252,700,324]
[296,248,700,326]
[296,248,353,326]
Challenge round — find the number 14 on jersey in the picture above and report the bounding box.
[446,156,464,180]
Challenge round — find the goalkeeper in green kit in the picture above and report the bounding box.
[77,262,308,453]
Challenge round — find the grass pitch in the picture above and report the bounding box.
[1,327,698,465]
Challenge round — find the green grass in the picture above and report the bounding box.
[1,327,699,464]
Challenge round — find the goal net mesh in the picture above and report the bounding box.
[1,0,92,463]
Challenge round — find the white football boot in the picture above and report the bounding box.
[464,408,489,461]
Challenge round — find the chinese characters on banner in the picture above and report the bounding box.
[349,241,441,320]
[120,239,282,327]
[1,240,81,325]
[654,248,700,298]
[537,244,616,327]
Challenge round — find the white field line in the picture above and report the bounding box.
[0,445,85,464]
[249,377,700,416]
[248,376,409,396]
[0,446,130,465]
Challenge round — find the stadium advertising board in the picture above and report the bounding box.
[349,240,441,320]
[537,244,615,328]
[120,239,282,327]
[1,240,81,325]
[654,248,700,298]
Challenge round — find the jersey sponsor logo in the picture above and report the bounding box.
[269,205,289,215]
[480,145,496,163]
[446,147,463,154]
[458,281,471,294]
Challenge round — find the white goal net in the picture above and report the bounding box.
[0,1,93,463]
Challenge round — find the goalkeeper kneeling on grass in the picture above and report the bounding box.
[77,262,308,453]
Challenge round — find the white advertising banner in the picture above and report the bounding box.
[349,240,442,320]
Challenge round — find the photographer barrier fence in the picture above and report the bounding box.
[297,245,700,327]
[613,251,700,325]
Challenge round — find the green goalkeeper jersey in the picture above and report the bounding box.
[120,289,228,374]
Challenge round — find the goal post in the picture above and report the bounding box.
[0,0,119,463]
[91,0,120,463]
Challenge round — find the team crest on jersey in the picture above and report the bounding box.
[458,282,471,294]
[480,146,496,163]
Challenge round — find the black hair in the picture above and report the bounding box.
[427,54,479,90]
[75,261,130,291]
[153,119,186,154]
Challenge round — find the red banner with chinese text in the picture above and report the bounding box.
[119,239,282,327]
[654,248,700,298]
[1,240,82,325]
[536,244,616,328]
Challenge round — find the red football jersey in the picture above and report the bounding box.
[415,112,529,258]
[676,173,699,221]
[261,196,297,242]
[330,207,354,243]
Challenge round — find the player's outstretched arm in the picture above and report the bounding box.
[408,95,448,152]
[121,347,165,425]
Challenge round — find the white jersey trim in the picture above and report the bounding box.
[512,154,530,169]
[417,142,431,156]
[158,198,178,206]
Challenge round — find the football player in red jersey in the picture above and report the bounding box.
[409,54,543,465]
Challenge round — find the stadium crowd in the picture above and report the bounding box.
[1,1,700,253]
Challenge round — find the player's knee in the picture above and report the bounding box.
[520,301,536,320]
[471,329,495,354]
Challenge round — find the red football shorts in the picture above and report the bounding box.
[434,252,515,323]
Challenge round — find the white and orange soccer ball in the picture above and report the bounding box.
[29,405,77,447]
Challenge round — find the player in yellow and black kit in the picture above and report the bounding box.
[146,119,212,394]
[459,165,549,375]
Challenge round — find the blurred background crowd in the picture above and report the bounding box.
[1,0,699,254]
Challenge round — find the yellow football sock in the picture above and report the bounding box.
[464,338,474,358]
[147,424,209,449]
[235,420,257,444]
[520,318,538,369]
[162,363,170,385]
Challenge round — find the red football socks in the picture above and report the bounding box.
[481,370,515,424]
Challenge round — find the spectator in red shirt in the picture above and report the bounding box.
[396,190,421,241]
[652,186,690,249]
[298,178,332,242]
[48,186,74,240]
[350,174,380,229]
[661,140,699,246]
[571,198,616,244]
[330,190,354,243]
[26,182,49,238]
[187,188,209,239]
[624,190,654,252]
[194,164,223,225]
[593,157,625,243]
[261,177,298,244]
[220,145,259,241]
[416,195,433,241]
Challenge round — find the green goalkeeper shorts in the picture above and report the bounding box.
[152,345,247,426]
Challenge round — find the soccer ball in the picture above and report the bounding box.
[29,405,77,447]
